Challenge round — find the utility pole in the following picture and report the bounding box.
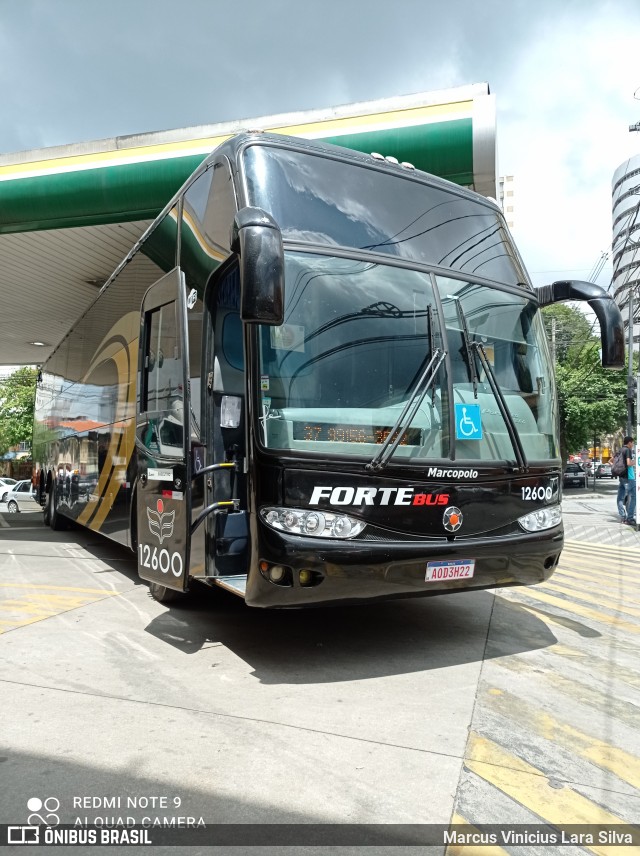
[627,287,635,435]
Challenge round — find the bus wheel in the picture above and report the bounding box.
[148,582,188,604]
[46,486,66,531]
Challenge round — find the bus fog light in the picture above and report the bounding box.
[260,506,365,539]
[258,561,293,586]
[269,565,286,582]
[518,505,562,532]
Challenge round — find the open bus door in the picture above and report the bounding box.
[135,268,192,597]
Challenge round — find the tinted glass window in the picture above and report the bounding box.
[243,145,527,287]
[180,160,236,295]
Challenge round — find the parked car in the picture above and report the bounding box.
[563,463,587,488]
[595,463,613,479]
[0,477,18,502]
[3,479,38,513]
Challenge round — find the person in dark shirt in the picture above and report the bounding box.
[616,436,636,525]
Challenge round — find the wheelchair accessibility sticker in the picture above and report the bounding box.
[455,403,482,440]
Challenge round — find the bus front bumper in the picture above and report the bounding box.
[244,527,564,607]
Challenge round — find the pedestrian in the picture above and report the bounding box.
[616,436,636,525]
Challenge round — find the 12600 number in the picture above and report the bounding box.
[139,544,183,577]
[521,486,553,501]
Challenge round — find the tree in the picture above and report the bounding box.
[0,367,38,458]
[542,304,629,460]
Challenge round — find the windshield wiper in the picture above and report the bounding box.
[452,297,478,398]
[366,348,446,472]
[472,341,528,472]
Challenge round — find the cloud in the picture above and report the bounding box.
[1,0,640,289]
[490,5,640,285]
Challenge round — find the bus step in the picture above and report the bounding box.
[212,575,247,598]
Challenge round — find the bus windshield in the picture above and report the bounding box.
[257,252,558,464]
[243,143,528,287]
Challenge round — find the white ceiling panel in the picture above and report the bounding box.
[0,221,152,366]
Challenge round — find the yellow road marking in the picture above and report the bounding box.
[552,568,632,592]
[514,601,592,633]
[549,643,640,689]
[0,582,119,594]
[542,581,640,619]
[564,539,640,557]
[0,588,122,634]
[445,813,510,856]
[493,657,639,725]
[558,556,637,579]
[514,587,640,634]
[466,734,632,856]
[483,688,640,791]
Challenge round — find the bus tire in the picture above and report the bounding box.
[47,485,67,531]
[148,581,188,604]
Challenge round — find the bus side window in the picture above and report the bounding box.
[141,302,184,458]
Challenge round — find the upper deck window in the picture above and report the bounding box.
[243,144,527,287]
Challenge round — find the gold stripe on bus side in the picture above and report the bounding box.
[86,353,137,531]
[76,322,138,528]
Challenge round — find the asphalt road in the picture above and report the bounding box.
[0,500,639,855]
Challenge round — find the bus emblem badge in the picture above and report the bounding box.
[443,506,463,532]
[147,498,176,544]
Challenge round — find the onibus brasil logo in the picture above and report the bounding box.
[147,499,175,544]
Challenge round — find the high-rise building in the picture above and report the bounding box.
[612,154,640,344]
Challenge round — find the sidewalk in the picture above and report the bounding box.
[562,488,640,545]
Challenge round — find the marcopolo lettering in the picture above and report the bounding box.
[309,487,450,507]
[427,467,478,479]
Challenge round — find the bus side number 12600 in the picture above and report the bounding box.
[139,544,184,578]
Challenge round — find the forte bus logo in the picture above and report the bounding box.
[147,499,175,545]
[309,486,450,507]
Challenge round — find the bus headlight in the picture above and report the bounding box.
[518,505,562,532]
[260,506,366,538]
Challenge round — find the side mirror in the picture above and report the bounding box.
[536,279,625,369]
[231,207,284,325]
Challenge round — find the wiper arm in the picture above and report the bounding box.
[473,341,528,472]
[452,297,478,398]
[366,348,446,472]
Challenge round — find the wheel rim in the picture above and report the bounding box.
[8,502,18,513]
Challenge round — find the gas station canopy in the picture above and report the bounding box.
[0,83,496,366]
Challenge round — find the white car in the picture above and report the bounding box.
[0,477,18,502]
[3,479,38,513]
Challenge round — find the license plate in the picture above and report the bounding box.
[425,559,475,582]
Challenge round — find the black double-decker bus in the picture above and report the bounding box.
[33,132,624,606]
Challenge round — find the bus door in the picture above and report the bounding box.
[202,265,248,578]
[135,268,192,592]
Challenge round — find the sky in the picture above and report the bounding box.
[1,0,640,290]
